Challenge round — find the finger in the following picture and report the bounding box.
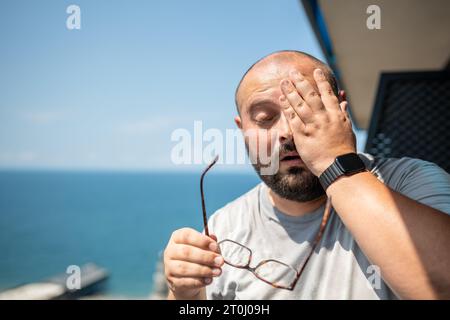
[168,260,222,278]
[168,276,212,290]
[340,101,349,114]
[209,234,223,254]
[339,90,346,103]
[280,80,314,124]
[170,244,224,267]
[279,94,306,132]
[172,228,219,253]
[313,69,340,112]
[289,70,324,112]
[338,92,350,118]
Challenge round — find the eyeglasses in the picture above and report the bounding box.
[200,156,333,290]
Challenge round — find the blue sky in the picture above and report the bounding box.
[0,0,326,171]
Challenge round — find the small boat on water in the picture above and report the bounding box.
[0,263,109,300]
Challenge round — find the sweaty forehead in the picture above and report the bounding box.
[236,57,319,112]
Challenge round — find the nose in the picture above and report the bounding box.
[277,112,293,144]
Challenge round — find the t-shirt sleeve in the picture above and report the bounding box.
[393,158,450,214]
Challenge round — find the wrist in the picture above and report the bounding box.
[314,149,357,177]
[325,170,371,196]
[314,158,336,177]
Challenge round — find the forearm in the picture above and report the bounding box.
[327,171,450,299]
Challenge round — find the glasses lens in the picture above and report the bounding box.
[219,240,251,267]
[254,260,297,288]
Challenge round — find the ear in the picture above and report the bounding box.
[234,116,242,129]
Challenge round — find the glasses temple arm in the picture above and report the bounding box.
[200,155,219,237]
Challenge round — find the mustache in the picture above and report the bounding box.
[279,139,297,155]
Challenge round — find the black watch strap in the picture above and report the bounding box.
[319,153,366,190]
[319,164,345,190]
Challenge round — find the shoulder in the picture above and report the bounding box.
[207,183,262,237]
[359,153,450,214]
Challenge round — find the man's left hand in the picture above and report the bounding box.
[279,68,357,176]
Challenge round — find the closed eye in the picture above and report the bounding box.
[255,113,275,122]
[252,113,279,126]
[249,103,280,127]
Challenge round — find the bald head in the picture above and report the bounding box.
[235,50,338,115]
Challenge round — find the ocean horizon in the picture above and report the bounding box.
[0,169,260,298]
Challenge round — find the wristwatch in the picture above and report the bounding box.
[319,153,367,190]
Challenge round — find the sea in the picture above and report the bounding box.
[0,170,260,298]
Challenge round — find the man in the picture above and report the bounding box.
[164,51,450,299]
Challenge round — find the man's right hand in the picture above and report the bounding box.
[163,228,224,300]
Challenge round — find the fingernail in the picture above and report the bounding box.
[214,256,224,266]
[204,278,212,284]
[316,69,324,79]
[212,268,221,276]
[209,242,217,252]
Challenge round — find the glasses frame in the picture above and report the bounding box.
[200,155,333,291]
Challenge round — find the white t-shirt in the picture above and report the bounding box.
[206,153,450,299]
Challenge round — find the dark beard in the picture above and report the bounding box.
[251,140,325,202]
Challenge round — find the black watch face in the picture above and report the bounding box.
[335,153,365,173]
